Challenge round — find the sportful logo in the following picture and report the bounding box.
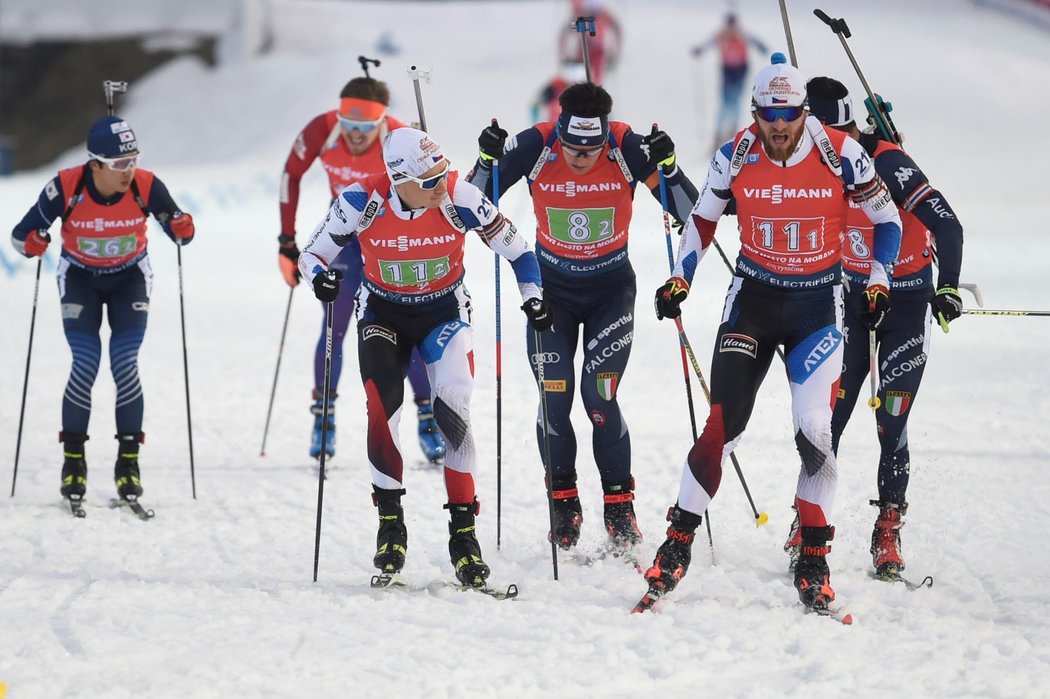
[742,186,835,204]
[586,313,632,351]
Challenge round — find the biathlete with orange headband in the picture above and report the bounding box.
[278,76,446,466]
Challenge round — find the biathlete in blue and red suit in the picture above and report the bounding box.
[278,76,445,464]
[467,81,698,552]
[803,76,965,580]
[10,115,196,505]
[299,128,548,588]
[641,55,903,613]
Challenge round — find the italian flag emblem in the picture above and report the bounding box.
[884,391,912,417]
[596,372,619,401]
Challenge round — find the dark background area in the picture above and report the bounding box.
[0,38,215,172]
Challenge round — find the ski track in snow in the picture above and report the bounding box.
[1,0,1049,697]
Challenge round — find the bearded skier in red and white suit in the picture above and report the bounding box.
[299,128,548,588]
[637,54,903,613]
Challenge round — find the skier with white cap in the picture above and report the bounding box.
[636,54,903,613]
[299,128,547,588]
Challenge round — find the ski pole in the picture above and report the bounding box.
[10,255,46,497]
[656,161,711,549]
[778,0,798,67]
[489,124,505,550]
[406,65,431,132]
[260,286,295,456]
[573,15,597,83]
[867,330,881,410]
[312,281,337,582]
[962,309,1050,317]
[673,317,769,527]
[357,55,380,78]
[813,9,901,146]
[175,237,197,499]
[658,162,767,529]
[534,330,559,581]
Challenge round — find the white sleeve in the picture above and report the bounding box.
[298,184,367,283]
[672,149,732,282]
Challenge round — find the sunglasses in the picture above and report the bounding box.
[559,140,605,159]
[90,152,140,172]
[394,161,450,190]
[754,106,806,123]
[338,115,384,133]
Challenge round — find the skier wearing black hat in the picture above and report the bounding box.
[794,75,965,583]
[467,81,698,554]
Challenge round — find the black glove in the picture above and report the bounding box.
[522,298,554,332]
[655,276,689,320]
[642,124,676,172]
[312,269,343,302]
[860,284,891,330]
[930,284,963,333]
[478,119,508,162]
[278,234,300,262]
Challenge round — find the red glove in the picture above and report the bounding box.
[22,230,50,257]
[170,212,195,244]
[278,234,301,287]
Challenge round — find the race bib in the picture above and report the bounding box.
[378,256,451,287]
[546,207,615,246]
[77,234,137,259]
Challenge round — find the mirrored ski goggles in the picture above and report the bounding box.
[89,152,140,172]
[337,114,384,133]
[394,161,450,190]
[559,139,605,159]
[754,105,806,123]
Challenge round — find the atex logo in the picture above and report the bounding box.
[531,351,560,366]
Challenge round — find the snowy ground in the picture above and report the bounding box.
[1,1,1049,697]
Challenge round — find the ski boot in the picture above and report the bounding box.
[783,504,801,572]
[309,390,337,460]
[447,499,490,587]
[643,504,703,597]
[794,525,836,610]
[871,500,907,579]
[603,478,643,548]
[548,477,583,550]
[416,401,446,466]
[114,432,144,499]
[60,432,89,499]
[373,487,408,574]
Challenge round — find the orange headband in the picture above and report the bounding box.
[338,97,386,121]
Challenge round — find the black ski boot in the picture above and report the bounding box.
[643,505,703,596]
[871,500,907,578]
[548,478,583,550]
[447,499,490,587]
[60,432,89,499]
[794,525,836,610]
[603,478,643,548]
[114,432,144,499]
[373,487,408,574]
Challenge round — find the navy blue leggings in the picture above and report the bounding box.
[314,236,431,402]
[57,258,150,435]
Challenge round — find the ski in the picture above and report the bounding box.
[630,589,663,614]
[871,570,933,591]
[804,603,854,625]
[370,573,518,601]
[108,495,155,521]
[65,495,87,518]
